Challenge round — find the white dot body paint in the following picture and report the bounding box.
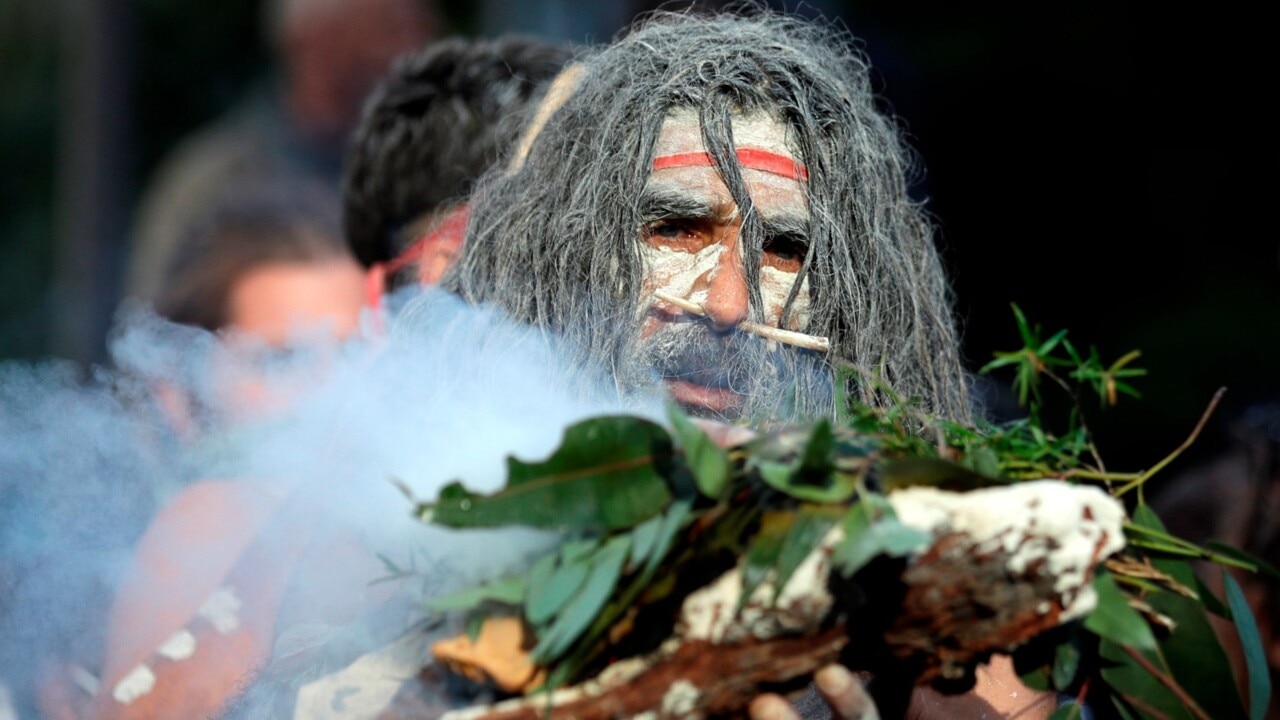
[197,585,242,635]
[156,628,197,661]
[643,108,812,330]
[112,664,156,705]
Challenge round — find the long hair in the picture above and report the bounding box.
[447,9,974,424]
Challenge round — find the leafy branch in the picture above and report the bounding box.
[403,305,1271,720]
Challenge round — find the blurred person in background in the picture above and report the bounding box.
[31,176,373,720]
[79,35,585,719]
[342,33,577,295]
[123,0,438,306]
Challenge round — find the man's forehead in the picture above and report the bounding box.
[653,108,799,159]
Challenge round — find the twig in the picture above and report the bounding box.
[1119,645,1214,720]
[652,290,830,352]
[1112,387,1227,497]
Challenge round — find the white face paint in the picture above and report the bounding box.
[640,108,812,334]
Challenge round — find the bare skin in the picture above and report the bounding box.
[212,258,368,420]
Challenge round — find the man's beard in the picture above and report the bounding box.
[621,317,835,424]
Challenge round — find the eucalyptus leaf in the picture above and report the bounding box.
[428,574,526,612]
[666,403,731,499]
[531,534,631,664]
[641,498,692,579]
[756,459,857,503]
[526,552,591,626]
[1194,574,1233,619]
[1053,629,1081,691]
[629,512,663,568]
[740,511,793,613]
[1047,704,1084,720]
[427,416,674,531]
[1222,569,1271,720]
[1099,638,1196,720]
[878,456,1004,492]
[1147,589,1248,719]
[773,507,840,601]
[1130,502,1200,592]
[1083,571,1157,652]
[797,418,835,476]
[1207,541,1280,580]
[831,496,929,576]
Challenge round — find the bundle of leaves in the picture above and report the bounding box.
[411,306,1275,720]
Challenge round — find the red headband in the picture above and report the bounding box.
[383,203,471,278]
[652,147,809,182]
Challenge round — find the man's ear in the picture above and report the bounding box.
[416,240,459,285]
[413,203,470,286]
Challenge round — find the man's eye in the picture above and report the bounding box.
[643,219,705,250]
[764,234,808,265]
[649,221,688,239]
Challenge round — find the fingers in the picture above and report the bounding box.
[814,665,879,720]
[748,693,800,720]
[747,666,879,720]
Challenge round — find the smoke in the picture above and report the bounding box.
[0,284,666,715]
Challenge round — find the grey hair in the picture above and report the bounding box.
[446,8,974,424]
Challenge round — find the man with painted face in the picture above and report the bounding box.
[448,11,973,428]
[446,9,1055,720]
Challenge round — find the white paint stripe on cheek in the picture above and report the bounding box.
[760,266,810,328]
[642,244,726,307]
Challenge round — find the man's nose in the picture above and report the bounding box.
[702,228,750,330]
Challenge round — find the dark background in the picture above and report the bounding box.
[1,0,1276,482]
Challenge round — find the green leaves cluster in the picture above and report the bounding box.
[411,306,1273,719]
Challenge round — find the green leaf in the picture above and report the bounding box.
[629,512,663,568]
[1047,704,1084,720]
[1053,629,1082,691]
[428,574,527,611]
[740,511,793,612]
[877,456,1005,492]
[531,534,631,664]
[1222,569,1272,720]
[1148,589,1249,719]
[641,498,692,579]
[666,403,730,499]
[1130,503,1200,592]
[1207,541,1280,580]
[1194,574,1233,619]
[797,418,835,476]
[1084,570,1157,652]
[1099,638,1196,720]
[425,416,674,531]
[831,495,929,576]
[773,507,840,600]
[756,459,857,503]
[526,551,591,626]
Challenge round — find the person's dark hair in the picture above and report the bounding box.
[154,177,350,332]
[447,9,974,424]
[342,34,578,272]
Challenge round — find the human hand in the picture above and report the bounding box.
[746,665,879,720]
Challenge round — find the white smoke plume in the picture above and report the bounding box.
[0,285,667,716]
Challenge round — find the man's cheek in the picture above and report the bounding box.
[760,266,810,329]
[640,244,724,303]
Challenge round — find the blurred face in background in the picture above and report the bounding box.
[209,256,368,422]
